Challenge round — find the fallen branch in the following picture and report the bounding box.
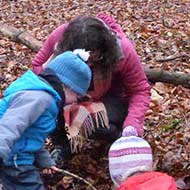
[0,22,42,52]
[162,0,168,27]
[59,169,98,190]
[144,65,190,88]
[1,22,190,88]
[156,54,189,62]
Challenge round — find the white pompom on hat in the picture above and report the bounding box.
[73,49,90,62]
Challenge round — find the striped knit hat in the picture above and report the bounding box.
[108,126,153,187]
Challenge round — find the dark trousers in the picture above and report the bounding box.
[90,95,128,142]
[51,96,128,149]
[0,165,44,190]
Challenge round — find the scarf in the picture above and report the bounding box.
[64,68,112,153]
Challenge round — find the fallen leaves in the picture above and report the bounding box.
[59,176,73,189]
[1,0,190,189]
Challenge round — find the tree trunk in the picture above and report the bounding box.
[1,22,190,88]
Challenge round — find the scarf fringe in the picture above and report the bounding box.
[67,106,109,153]
[70,133,85,153]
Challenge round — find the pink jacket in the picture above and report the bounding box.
[32,13,151,136]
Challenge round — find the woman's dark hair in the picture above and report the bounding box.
[54,16,119,76]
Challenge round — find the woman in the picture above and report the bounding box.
[32,13,151,166]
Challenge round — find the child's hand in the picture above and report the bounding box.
[42,165,62,175]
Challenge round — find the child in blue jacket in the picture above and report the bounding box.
[0,49,91,190]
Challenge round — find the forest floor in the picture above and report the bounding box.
[1,0,190,189]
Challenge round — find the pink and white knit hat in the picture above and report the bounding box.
[108,127,153,187]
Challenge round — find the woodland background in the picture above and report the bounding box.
[0,0,190,189]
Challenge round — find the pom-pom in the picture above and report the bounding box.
[73,49,90,62]
[122,126,138,137]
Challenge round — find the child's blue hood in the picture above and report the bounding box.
[4,70,61,101]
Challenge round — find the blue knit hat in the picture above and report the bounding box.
[47,50,91,96]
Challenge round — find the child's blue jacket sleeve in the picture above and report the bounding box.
[0,90,54,162]
[34,147,56,168]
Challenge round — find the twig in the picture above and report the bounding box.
[59,169,98,190]
[156,54,189,62]
[162,0,167,27]
[182,111,190,128]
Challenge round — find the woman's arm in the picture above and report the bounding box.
[98,13,151,136]
[118,38,151,136]
[32,24,68,74]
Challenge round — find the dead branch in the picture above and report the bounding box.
[162,0,168,27]
[144,65,190,88]
[1,22,190,88]
[156,54,189,62]
[0,22,42,52]
[59,169,98,190]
